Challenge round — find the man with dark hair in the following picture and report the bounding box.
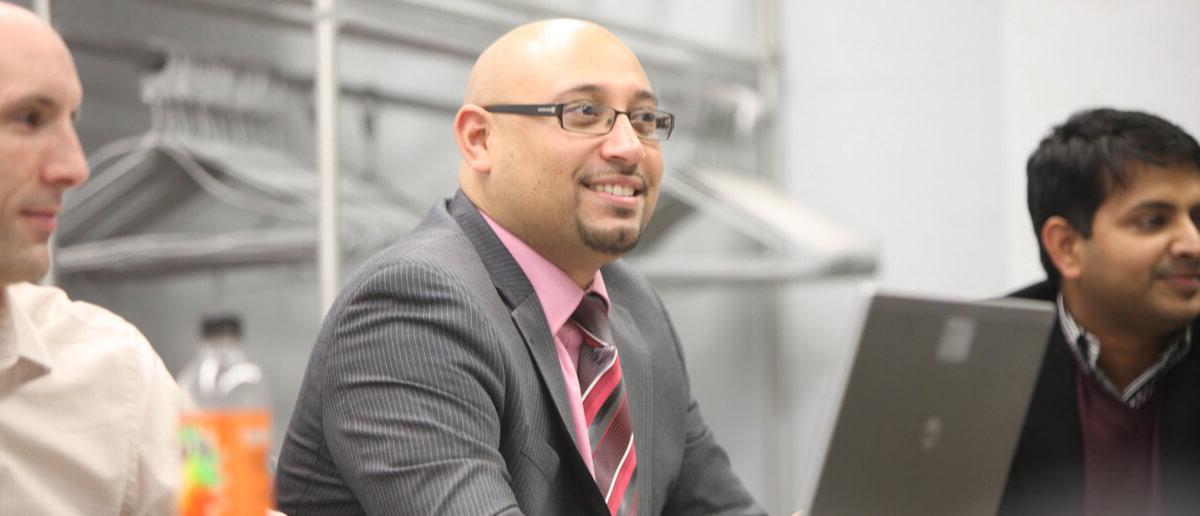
[1000,108,1200,516]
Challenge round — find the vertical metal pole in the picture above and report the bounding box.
[756,0,788,513]
[37,0,57,288]
[314,0,340,315]
[32,0,51,20]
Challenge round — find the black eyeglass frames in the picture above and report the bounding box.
[484,102,675,141]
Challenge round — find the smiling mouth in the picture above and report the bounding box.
[1164,274,1200,280]
[589,184,640,197]
[1160,274,1200,293]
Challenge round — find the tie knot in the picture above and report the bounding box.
[572,293,613,348]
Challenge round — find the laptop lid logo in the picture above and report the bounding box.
[921,416,943,451]
[935,316,976,363]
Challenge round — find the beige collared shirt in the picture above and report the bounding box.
[0,282,181,515]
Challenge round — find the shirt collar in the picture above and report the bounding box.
[479,210,610,334]
[0,283,53,375]
[1056,293,1191,405]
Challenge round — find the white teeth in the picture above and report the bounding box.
[592,184,635,197]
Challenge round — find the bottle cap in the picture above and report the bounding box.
[201,315,242,339]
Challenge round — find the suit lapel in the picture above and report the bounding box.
[1000,319,1085,516]
[610,302,653,515]
[510,298,580,446]
[1034,325,1085,464]
[447,191,579,446]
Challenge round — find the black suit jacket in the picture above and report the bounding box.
[275,192,762,515]
[998,280,1200,516]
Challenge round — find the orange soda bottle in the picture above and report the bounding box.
[177,315,273,516]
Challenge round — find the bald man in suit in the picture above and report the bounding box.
[276,18,762,516]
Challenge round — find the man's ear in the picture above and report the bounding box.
[455,104,492,173]
[1041,215,1086,280]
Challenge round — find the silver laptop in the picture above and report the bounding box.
[807,291,1055,516]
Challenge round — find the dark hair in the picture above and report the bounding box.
[1027,108,1200,283]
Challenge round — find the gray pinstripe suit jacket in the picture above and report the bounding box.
[276,191,762,516]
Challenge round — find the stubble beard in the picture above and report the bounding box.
[575,206,642,257]
[571,166,651,257]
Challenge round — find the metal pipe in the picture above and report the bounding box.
[62,35,458,115]
[37,0,59,288]
[753,2,789,513]
[33,0,50,20]
[315,0,340,315]
[143,0,761,83]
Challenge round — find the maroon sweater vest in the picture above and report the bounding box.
[1076,370,1164,516]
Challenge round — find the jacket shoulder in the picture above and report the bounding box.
[1007,279,1058,302]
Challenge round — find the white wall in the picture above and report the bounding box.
[780,0,1008,298]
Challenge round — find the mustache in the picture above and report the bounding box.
[579,165,645,184]
[1155,260,1200,277]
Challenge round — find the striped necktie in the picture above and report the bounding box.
[573,293,638,516]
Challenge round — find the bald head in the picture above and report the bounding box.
[464,19,649,106]
[0,2,56,39]
[0,3,74,75]
[452,18,664,286]
[0,2,87,290]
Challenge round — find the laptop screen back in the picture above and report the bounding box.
[807,292,1054,516]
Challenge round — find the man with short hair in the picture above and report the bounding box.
[1000,108,1200,516]
[276,18,762,515]
[0,4,180,514]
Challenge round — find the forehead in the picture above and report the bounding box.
[519,30,653,103]
[0,18,83,109]
[1102,163,1200,211]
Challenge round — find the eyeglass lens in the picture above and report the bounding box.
[561,102,672,140]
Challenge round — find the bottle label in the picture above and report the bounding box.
[179,409,273,516]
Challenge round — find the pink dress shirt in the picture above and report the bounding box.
[480,210,610,473]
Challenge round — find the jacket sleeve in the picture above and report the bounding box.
[321,261,524,515]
